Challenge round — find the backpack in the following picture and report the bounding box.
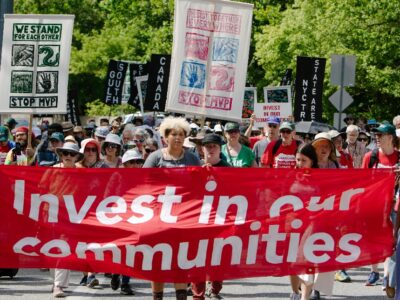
[368,148,400,168]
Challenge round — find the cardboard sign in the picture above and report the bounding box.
[103,60,129,105]
[145,54,171,112]
[294,56,326,122]
[166,0,253,121]
[0,15,74,113]
[254,86,292,127]
[242,87,256,119]
[128,62,149,108]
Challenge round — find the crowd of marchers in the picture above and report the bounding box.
[0,113,399,300]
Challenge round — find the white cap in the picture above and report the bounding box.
[190,123,200,130]
[214,124,223,132]
[32,126,42,138]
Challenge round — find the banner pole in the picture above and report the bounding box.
[27,114,33,148]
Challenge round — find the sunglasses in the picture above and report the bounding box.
[226,129,240,134]
[85,147,98,153]
[133,138,145,143]
[280,129,292,134]
[268,124,278,128]
[125,159,144,165]
[358,138,368,142]
[145,148,155,153]
[61,150,78,157]
[106,143,119,149]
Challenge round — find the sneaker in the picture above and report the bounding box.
[53,286,65,298]
[290,293,301,300]
[365,271,380,286]
[87,276,99,288]
[79,275,88,286]
[120,283,135,295]
[335,270,351,282]
[110,274,120,290]
[310,290,320,300]
[209,293,223,299]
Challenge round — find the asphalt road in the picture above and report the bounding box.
[0,267,390,299]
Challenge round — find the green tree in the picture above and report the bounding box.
[255,0,400,122]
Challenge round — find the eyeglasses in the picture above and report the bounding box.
[358,138,368,142]
[84,147,97,153]
[61,150,77,157]
[268,124,278,128]
[145,148,155,153]
[133,138,145,143]
[280,129,292,134]
[106,143,119,149]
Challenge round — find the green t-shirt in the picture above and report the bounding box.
[221,144,255,167]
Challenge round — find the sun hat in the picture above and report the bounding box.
[328,130,342,139]
[189,129,207,144]
[122,149,144,164]
[73,126,83,133]
[202,133,223,145]
[101,133,122,154]
[0,126,8,142]
[372,123,396,136]
[312,132,336,154]
[94,126,110,138]
[224,122,240,132]
[61,121,74,133]
[64,135,77,144]
[49,132,64,142]
[80,138,101,155]
[266,116,281,125]
[183,137,196,148]
[56,142,84,161]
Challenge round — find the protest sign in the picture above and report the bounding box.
[136,75,148,114]
[128,62,149,108]
[253,86,292,127]
[0,166,394,282]
[166,0,253,121]
[0,15,74,113]
[103,60,129,105]
[242,87,256,119]
[145,54,171,112]
[294,56,326,122]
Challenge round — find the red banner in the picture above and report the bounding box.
[0,166,395,282]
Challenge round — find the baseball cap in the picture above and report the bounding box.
[4,118,17,126]
[279,122,294,131]
[49,132,65,142]
[224,122,240,132]
[372,123,396,135]
[266,116,280,125]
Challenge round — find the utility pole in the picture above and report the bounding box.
[0,0,14,67]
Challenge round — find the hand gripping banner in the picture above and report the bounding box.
[0,167,395,282]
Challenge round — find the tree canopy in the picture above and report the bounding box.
[14,0,400,121]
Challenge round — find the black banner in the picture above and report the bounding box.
[66,90,80,125]
[128,62,149,108]
[294,56,326,122]
[144,54,171,112]
[103,60,128,105]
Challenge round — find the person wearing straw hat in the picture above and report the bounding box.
[101,133,123,168]
[48,142,83,297]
